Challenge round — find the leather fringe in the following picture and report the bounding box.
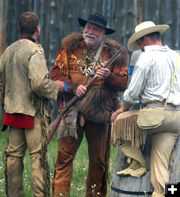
[40,116,50,197]
[57,105,78,139]
[3,146,8,197]
[30,92,51,117]
[58,117,78,139]
[111,110,147,148]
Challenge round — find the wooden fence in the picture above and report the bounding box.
[0,0,180,67]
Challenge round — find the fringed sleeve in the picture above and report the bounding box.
[50,47,78,95]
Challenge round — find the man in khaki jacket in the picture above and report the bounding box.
[0,12,64,197]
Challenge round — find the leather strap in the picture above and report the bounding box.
[164,53,179,108]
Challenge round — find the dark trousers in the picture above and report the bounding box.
[52,120,111,197]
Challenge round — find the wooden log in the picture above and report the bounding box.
[169,136,180,182]
[110,135,180,197]
[0,0,8,55]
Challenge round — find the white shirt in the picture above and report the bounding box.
[124,45,180,106]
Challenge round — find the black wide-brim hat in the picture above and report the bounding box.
[78,13,115,35]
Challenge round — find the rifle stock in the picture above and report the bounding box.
[47,48,122,144]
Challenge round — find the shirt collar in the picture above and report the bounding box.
[144,45,170,52]
[21,36,36,43]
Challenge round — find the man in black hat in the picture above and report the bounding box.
[51,13,129,197]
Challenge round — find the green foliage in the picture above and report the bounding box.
[0,131,8,197]
[0,130,118,197]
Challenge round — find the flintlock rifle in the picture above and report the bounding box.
[48,48,122,144]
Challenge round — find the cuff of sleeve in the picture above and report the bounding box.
[123,92,134,104]
[54,81,60,100]
[64,82,68,92]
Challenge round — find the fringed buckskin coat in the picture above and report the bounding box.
[51,33,129,133]
[0,39,58,117]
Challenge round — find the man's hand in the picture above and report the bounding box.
[111,102,132,122]
[96,67,111,79]
[111,107,124,122]
[76,85,87,97]
[56,80,65,92]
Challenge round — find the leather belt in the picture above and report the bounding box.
[143,101,180,111]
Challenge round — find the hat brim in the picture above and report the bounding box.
[128,25,169,51]
[78,17,115,35]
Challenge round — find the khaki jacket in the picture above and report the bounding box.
[0,39,58,117]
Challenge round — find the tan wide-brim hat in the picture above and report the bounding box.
[128,21,169,51]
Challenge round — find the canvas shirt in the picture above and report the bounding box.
[124,45,180,106]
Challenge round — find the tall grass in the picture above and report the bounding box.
[0,128,118,197]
